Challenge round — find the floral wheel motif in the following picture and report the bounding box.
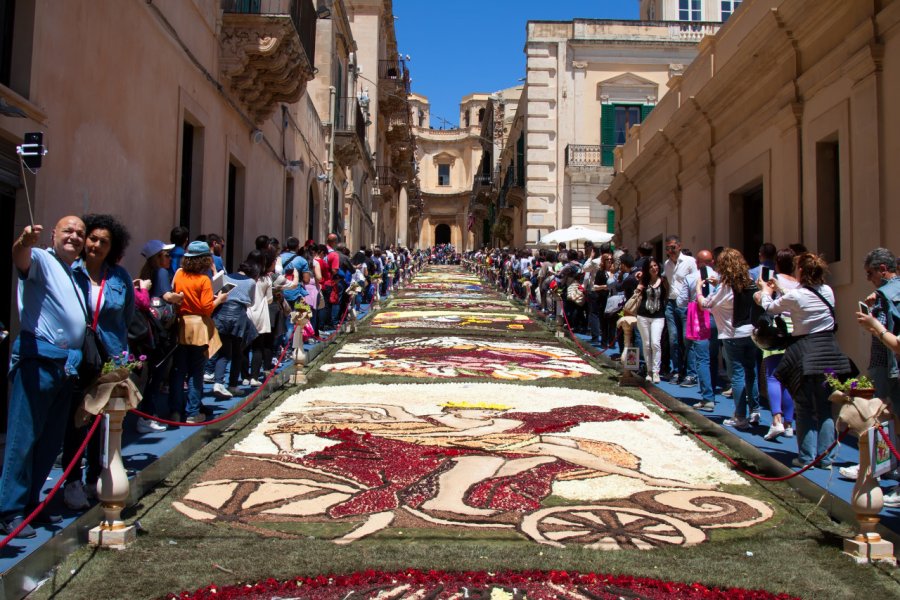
[520,505,706,550]
[631,490,774,529]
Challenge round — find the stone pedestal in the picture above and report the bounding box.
[830,392,897,565]
[90,393,136,549]
[843,427,895,564]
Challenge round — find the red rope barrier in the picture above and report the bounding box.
[638,387,847,482]
[130,343,291,427]
[561,307,607,358]
[312,304,353,343]
[875,423,900,463]
[0,413,104,548]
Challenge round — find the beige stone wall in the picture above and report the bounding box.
[503,18,706,248]
[604,0,900,368]
[0,0,326,278]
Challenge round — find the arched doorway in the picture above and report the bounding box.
[435,223,451,245]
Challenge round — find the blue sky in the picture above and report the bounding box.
[392,0,639,128]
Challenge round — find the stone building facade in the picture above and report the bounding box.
[500,16,714,248]
[0,0,414,408]
[602,0,900,366]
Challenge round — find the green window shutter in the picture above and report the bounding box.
[516,134,525,185]
[600,104,616,166]
[641,104,653,121]
[606,209,615,234]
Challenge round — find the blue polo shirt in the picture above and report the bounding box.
[18,248,87,350]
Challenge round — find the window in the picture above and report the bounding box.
[679,0,701,21]
[478,107,485,123]
[721,0,741,20]
[600,103,650,166]
[438,163,450,186]
[816,140,841,263]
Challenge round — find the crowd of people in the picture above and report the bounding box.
[466,238,900,504]
[0,214,421,538]
[429,243,460,265]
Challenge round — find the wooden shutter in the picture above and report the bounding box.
[600,104,616,166]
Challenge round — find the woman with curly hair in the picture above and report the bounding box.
[756,253,850,469]
[635,257,668,383]
[696,248,760,431]
[169,241,228,423]
[63,214,135,510]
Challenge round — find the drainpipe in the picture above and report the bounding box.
[325,85,336,238]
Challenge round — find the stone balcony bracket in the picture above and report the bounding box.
[220,14,315,123]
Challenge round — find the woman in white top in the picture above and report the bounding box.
[756,253,850,469]
[754,249,800,441]
[696,248,760,431]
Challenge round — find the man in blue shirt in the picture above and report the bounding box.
[1,217,88,538]
[280,237,310,306]
[168,226,189,275]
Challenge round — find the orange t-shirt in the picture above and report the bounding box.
[172,270,214,317]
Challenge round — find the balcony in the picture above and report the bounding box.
[565,144,620,168]
[334,97,367,167]
[376,166,398,188]
[378,58,410,94]
[220,0,317,123]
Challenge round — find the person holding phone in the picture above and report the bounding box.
[753,248,799,441]
[211,263,258,398]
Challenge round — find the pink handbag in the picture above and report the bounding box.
[685,301,711,341]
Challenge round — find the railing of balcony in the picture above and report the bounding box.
[668,22,720,41]
[376,165,397,186]
[473,174,492,187]
[378,59,410,93]
[335,97,366,149]
[222,0,317,68]
[565,144,618,167]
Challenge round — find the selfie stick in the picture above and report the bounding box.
[16,138,47,228]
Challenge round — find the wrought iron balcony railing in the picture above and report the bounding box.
[334,97,366,149]
[222,0,317,69]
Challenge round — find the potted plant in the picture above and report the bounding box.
[825,370,876,399]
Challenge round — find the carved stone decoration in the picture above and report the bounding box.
[220,15,315,123]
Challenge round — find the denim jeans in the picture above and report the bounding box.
[723,337,759,418]
[686,338,715,403]
[709,316,720,391]
[0,356,75,516]
[665,300,694,378]
[215,334,244,387]
[794,374,837,465]
[171,344,208,418]
[764,354,794,423]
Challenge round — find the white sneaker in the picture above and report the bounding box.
[884,487,900,508]
[136,417,167,434]
[783,425,794,438]
[212,383,233,398]
[242,379,250,386]
[203,373,215,383]
[763,423,785,441]
[723,416,751,430]
[749,412,761,425]
[249,378,263,386]
[838,464,860,480]
[63,481,90,510]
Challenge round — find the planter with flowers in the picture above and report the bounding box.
[825,370,876,399]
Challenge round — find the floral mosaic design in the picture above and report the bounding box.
[318,337,600,380]
[388,297,516,311]
[403,282,488,293]
[174,385,773,548]
[370,310,541,332]
[172,568,799,600]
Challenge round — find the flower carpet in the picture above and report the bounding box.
[369,310,542,332]
[318,337,600,380]
[45,264,896,600]
[387,297,516,311]
[173,383,770,548]
[170,569,800,600]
